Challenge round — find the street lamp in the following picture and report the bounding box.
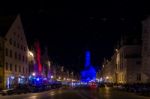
[58,76,61,80]
[32,72,36,76]
[51,75,54,79]
[106,76,109,79]
[28,51,34,57]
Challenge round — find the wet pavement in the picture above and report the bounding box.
[0,87,150,99]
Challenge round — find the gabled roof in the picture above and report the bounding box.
[0,15,17,37]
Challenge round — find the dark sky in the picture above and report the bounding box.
[1,1,150,73]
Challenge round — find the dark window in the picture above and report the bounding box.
[24,47,26,51]
[9,38,12,45]
[15,52,17,59]
[18,26,21,30]
[10,50,12,58]
[6,48,8,56]
[26,57,28,63]
[13,41,16,47]
[21,37,23,41]
[13,32,16,35]
[10,64,12,71]
[26,68,28,73]
[19,54,21,60]
[23,56,24,62]
[23,67,24,73]
[15,65,17,72]
[19,66,21,72]
[17,43,19,48]
[137,73,141,81]
[136,61,141,65]
[21,45,23,50]
[6,62,8,70]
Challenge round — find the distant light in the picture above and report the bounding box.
[36,78,40,81]
[58,76,61,79]
[51,75,54,79]
[18,78,21,83]
[11,76,15,79]
[100,78,103,82]
[29,75,32,79]
[44,78,47,80]
[103,65,104,68]
[48,61,51,68]
[21,76,25,78]
[115,49,118,52]
[28,51,34,57]
[32,72,36,76]
[106,76,109,79]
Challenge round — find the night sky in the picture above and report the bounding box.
[1,1,150,73]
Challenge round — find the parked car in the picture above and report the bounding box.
[13,84,32,94]
[1,89,14,95]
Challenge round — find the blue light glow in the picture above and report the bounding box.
[7,77,9,89]
[81,50,96,83]
[36,78,40,81]
[85,51,91,67]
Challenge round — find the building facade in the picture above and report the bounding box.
[0,37,4,90]
[101,37,142,84]
[0,15,29,89]
[142,16,150,83]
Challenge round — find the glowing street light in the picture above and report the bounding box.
[28,51,34,57]
[58,76,61,79]
[106,76,109,79]
[32,72,36,76]
[51,75,54,79]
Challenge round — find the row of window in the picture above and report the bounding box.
[9,38,26,51]
[5,62,28,74]
[5,48,28,63]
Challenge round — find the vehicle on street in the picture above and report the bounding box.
[1,89,14,95]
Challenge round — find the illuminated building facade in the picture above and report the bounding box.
[0,15,29,89]
[142,17,150,83]
[0,37,4,90]
[101,37,141,84]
